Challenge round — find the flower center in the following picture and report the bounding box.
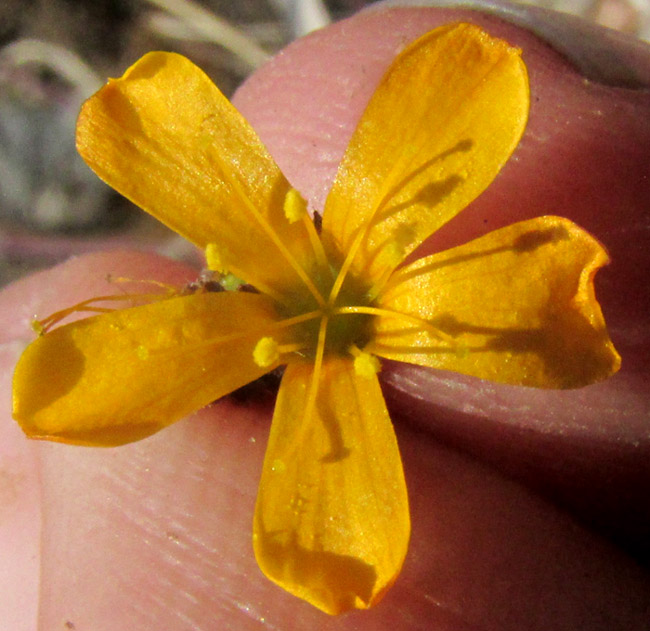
[248,254,378,374]
[213,189,383,375]
[280,270,375,362]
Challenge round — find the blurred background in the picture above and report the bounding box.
[0,0,648,286]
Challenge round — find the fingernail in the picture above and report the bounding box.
[372,0,650,88]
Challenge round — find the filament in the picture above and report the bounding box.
[333,305,455,344]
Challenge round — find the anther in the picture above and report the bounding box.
[283,188,308,224]
[31,319,45,336]
[205,243,229,274]
[350,346,381,378]
[253,337,306,368]
[253,337,279,368]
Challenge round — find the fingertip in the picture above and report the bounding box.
[373,0,650,88]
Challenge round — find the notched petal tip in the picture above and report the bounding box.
[375,216,621,389]
[254,527,384,615]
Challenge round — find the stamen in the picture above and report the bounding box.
[205,243,287,304]
[107,275,178,294]
[253,336,306,368]
[349,346,381,378]
[207,156,326,306]
[301,215,329,277]
[31,319,44,336]
[333,305,456,344]
[254,337,279,367]
[283,188,307,224]
[34,293,169,334]
[205,243,229,274]
[280,315,329,456]
[327,136,433,307]
[303,315,328,434]
[283,189,330,278]
[327,228,364,308]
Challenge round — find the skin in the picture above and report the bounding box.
[1,4,649,630]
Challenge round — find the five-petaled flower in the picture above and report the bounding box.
[12,23,620,615]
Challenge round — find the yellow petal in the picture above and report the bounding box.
[322,23,529,287]
[13,292,281,446]
[371,217,621,389]
[253,358,409,614]
[77,52,318,302]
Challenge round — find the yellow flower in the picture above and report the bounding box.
[12,23,620,614]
